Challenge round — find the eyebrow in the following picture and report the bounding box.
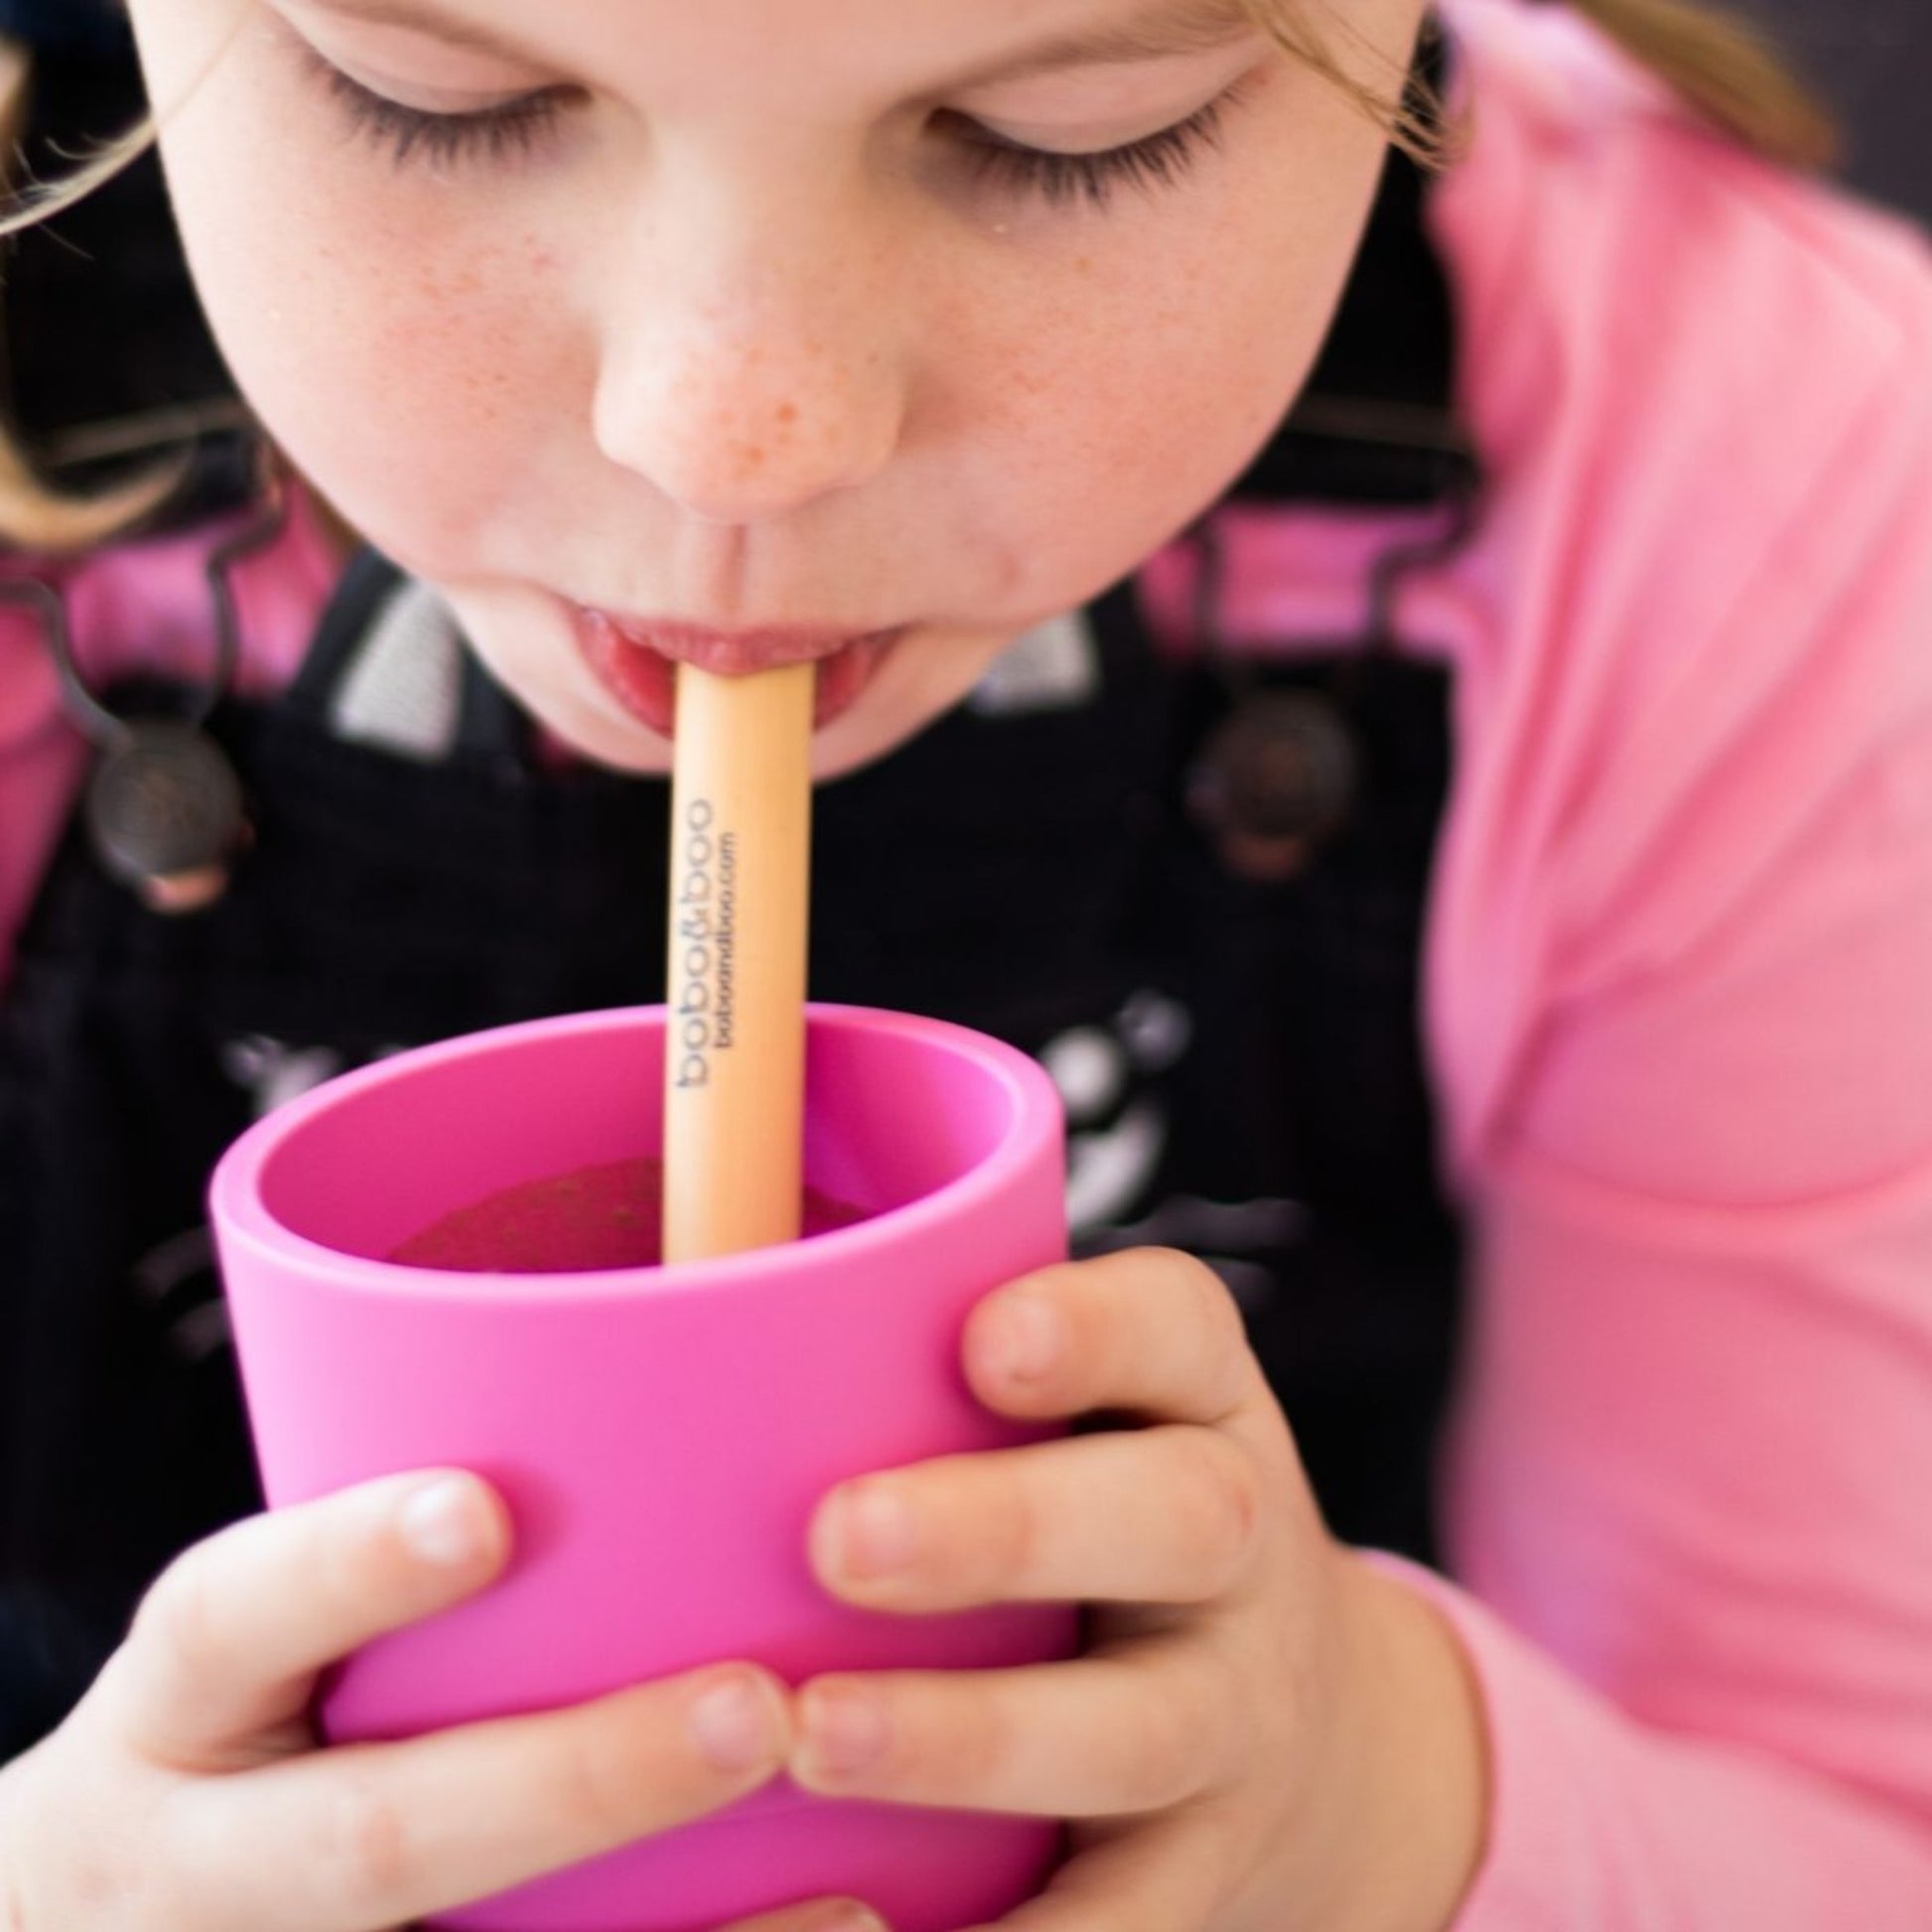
[292,0,1257,84]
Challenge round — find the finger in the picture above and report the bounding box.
[171,1662,794,1932]
[722,1904,892,1932]
[964,1813,1227,1932]
[962,1251,1261,1429]
[810,1425,1260,1611]
[790,1636,1240,1818]
[103,1470,510,1767]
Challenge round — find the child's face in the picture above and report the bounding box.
[129,0,1425,775]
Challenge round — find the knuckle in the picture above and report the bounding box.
[130,1546,227,1693]
[9,1721,185,1931]
[980,1471,1046,1595]
[1204,1651,1261,1793]
[1067,1255,1127,1350]
[1181,1433,1263,1586]
[1119,1663,1209,1810]
[1176,1253,1244,1351]
[322,1768,416,1917]
[311,1502,387,1627]
[1178,1260,1251,1412]
[555,1696,677,1845]
[52,1828,146,1928]
[948,1686,1016,1795]
[138,1799,219,1932]
[65,1858,138,1929]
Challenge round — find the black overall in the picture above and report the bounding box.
[0,67,1467,1759]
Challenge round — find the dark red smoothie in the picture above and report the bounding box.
[389,1156,870,1273]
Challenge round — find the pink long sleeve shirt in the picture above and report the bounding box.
[5,0,1932,1920]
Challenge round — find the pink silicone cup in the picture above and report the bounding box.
[209,1005,1077,1932]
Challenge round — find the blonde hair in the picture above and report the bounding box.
[1555,0,1838,168]
[0,0,1841,553]
[0,13,247,554]
[1245,0,1840,172]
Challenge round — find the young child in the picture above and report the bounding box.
[3,0,1931,1927]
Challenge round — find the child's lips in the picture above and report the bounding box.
[571,606,904,737]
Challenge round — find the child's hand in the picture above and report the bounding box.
[0,1472,873,1932]
[791,1250,1488,1932]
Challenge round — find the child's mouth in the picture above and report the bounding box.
[570,606,904,738]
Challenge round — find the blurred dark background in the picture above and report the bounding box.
[1742,0,1928,220]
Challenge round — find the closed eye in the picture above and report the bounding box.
[291,30,1254,212]
[292,36,577,168]
[943,81,1251,209]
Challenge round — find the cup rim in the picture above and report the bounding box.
[208,1003,1062,1302]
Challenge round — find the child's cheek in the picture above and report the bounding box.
[135,13,579,570]
[318,237,582,560]
[207,207,581,571]
[949,207,1340,616]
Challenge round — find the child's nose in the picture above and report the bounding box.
[591,229,906,524]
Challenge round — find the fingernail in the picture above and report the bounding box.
[808,1906,890,1932]
[831,1484,919,1580]
[689,1674,783,1775]
[990,1292,1062,1383]
[799,1686,890,1780]
[813,1906,890,1932]
[398,1476,490,1568]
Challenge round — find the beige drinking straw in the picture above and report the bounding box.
[661,661,815,1264]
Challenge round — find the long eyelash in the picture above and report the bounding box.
[958,92,1237,210]
[295,36,1242,202]
[297,44,568,170]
